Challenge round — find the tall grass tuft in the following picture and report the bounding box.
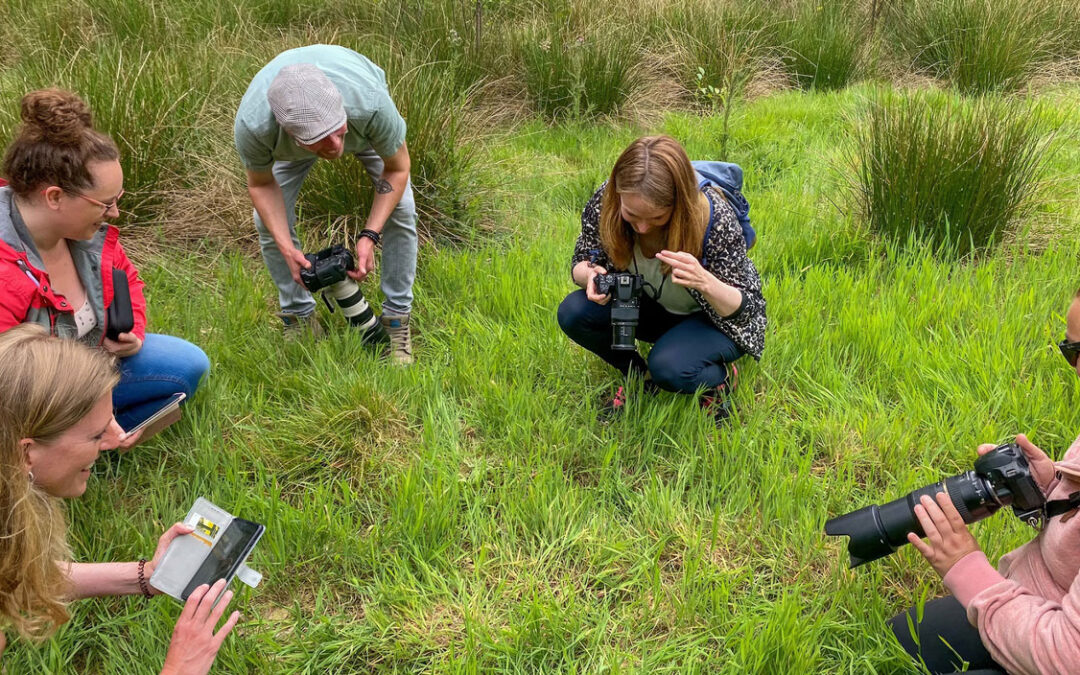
[517,19,643,121]
[777,0,864,90]
[851,90,1053,255]
[888,0,1061,94]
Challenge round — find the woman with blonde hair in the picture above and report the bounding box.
[0,324,236,674]
[0,88,208,443]
[557,135,766,425]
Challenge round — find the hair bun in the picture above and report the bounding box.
[19,89,94,147]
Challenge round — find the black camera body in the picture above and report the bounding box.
[296,244,386,344]
[299,244,355,293]
[594,272,645,351]
[825,443,1045,568]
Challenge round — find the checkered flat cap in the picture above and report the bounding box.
[267,64,347,145]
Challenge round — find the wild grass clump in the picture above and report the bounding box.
[517,20,643,121]
[776,0,864,90]
[851,90,1053,255]
[663,1,777,100]
[887,0,1061,94]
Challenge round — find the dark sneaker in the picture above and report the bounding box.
[277,312,325,341]
[598,385,627,424]
[699,363,739,427]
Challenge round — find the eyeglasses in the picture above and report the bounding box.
[74,189,124,214]
[1059,337,1080,367]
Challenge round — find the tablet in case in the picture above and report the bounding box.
[149,498,265,602]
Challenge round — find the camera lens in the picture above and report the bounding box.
[328,279,377,331]
[825,472,999,568]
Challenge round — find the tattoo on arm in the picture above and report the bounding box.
[374,178,393,194]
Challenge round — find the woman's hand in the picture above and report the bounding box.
[978,434,1057,496]
[907,492,981,578]
[103,332,143,358]
[144,523,195,593]
[656,250,715,293]
[572,260,611,305]
[160,579,240,675]
[107,417,143,453]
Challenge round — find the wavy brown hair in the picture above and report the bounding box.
[0,325,118,640]
[1,88,118,198]
[599,135,708,271]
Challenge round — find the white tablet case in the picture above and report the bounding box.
[149,497,263,601]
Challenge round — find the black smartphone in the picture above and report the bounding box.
[180,517,265,601]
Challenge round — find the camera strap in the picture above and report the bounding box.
[1044,491,1080,520]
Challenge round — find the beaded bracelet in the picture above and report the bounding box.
[359,229,382,248]
[137,558,153,598]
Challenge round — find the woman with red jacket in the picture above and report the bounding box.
[0,89,208,441]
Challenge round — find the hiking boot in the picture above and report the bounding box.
[278,312,324,341]
[380,313,414,365]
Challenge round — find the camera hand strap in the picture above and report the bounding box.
[1044,491,1080,520]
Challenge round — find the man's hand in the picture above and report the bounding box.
[103,332,143,358]
[907,492,981,578]
[348,237,376,282]
[160,579,239,675]
[282,247,312,287]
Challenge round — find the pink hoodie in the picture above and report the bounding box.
[943,435,1080,675]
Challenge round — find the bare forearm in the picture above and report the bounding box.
[363,169,409,233]
[248,182,292,251]
[700,275,744,317]
[67,562,141,599]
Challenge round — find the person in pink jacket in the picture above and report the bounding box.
[890,289,1080,675]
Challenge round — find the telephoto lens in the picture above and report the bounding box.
[325,278,387,345]
[824,443,1045,568]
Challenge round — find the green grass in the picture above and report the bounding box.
[1,1,1080,673]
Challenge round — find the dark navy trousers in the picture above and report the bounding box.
[557,289,742,393]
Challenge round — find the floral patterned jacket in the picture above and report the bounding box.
[571,183,766,359]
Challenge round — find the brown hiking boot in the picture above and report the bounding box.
[380,313,414,365]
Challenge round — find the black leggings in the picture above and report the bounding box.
[889,596,1005,674]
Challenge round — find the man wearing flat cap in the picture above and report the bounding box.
[235,44,417,364]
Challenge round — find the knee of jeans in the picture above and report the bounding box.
[647,348,697,393]
[557,292,590,336]
[177,344,211,395]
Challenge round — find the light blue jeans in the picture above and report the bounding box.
[253,147,418,317]
[113,333,209,430]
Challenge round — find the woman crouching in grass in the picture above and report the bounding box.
[0,325,237,674]
[0,88,208,444]
[557,135,766,426]
[889,289,1080,674]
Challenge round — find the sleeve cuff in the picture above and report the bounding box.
[943,551,1006,608]
[723,289,748,319]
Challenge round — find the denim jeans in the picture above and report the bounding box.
[253,146,419,317]
[113,333,209,430]
[557,289,743,393]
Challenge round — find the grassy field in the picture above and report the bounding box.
[2,1,1080,673]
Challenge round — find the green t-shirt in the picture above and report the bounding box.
[234,45,407,172]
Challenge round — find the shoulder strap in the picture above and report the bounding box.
[1045,491,1080,519]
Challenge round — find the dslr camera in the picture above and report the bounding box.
[594,272,645,351]
[825,443,1044,568]
[299,244,387,344]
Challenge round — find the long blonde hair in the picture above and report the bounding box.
[599,135,707,270]
[0,325,118,640]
